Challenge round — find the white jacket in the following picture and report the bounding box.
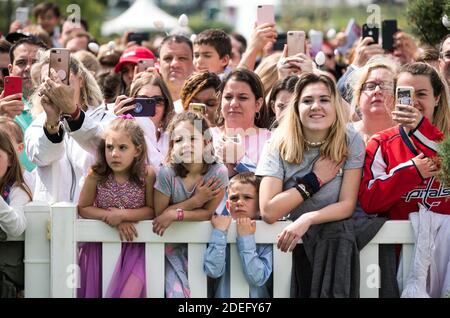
[0,185,29,237]
[401,204,450,298]
[25,106,116,203]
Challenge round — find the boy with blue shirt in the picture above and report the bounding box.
[203,172,273,298]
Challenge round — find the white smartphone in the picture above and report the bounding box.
[15,7,29,26]
[256,5,275,25]
[287,31,306,56]
[396,86,415,109]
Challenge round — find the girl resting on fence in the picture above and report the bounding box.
[153,111,229,298]
[78,116,156,298]
[0,130,32,298]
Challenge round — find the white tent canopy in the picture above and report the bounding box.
[101,0,180,36]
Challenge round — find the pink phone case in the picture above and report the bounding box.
[257,5,275,25]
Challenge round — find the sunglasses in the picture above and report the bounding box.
[136,95,166,105]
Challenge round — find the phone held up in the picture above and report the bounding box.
[287,31,306,56]
[3,76,22,98]
[257,5,275,25]
[396,86,414,111]
[382,20,398,52]
[362,23,379,44]
[49,48,71,85]
[124,97,157,117]
[137,59,154,73]
[189,102,207,115]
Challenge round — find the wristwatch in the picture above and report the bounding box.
[45,120,60,132]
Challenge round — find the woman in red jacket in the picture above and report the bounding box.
[359,62,450,220]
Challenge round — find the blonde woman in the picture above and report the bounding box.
[256,73,365,296]
[349,56,399,144]
[25,51,115,202]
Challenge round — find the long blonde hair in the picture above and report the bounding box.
[270,73,348,164]
[30,50,103,118]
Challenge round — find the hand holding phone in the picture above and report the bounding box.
[287,31,305,56]
[49,49,71,85]
[124,97,156,117]
[257,5,275,25]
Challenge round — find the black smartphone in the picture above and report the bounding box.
[124,97,156,117]
[382,20,398,52]
[362,23,379,44]
[126,32,149,45]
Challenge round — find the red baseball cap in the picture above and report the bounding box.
[114,46,155,73]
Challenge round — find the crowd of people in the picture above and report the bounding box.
[0,2,450,298]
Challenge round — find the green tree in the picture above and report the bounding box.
[407,0,449,47]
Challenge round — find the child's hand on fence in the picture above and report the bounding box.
[236,217,256,236]
[117,222,138,242]
[152,209,176,236]
[211,214,232,232]
[193,177,223,207]
[103,208,124,227]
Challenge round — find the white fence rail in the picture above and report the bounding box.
[4,202,415,298]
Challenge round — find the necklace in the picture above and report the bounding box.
[305,139,326,148]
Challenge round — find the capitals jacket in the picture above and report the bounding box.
[359,117,450,220]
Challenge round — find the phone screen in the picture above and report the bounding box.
[396,86,414,107]
[257,5,275,25]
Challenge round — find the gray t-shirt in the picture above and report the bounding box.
[155,163,229,204]
[255,125,365,220]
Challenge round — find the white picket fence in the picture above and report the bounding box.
[6,202,415,298]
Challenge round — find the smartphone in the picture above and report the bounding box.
[137,59,154,73]
[287,31,305,56]
[189,102,207,115]
[362,23,379,44]
[126,32,149,45]
[3,76,22,98]
[15,7,29,26]
[124,97,156,117]
[308,30,323,55]
[49,49,70,85]
[382,20,398,52]
[396,86,414,109]
[257,5,275,25]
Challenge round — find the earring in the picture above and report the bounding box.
[255,112,261,120]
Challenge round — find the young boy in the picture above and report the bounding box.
[193,29,232,79]
[203,172,273,298]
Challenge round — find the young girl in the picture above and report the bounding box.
[78,117,155,298]
[153,111,229,298]
[0,130,32,297]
